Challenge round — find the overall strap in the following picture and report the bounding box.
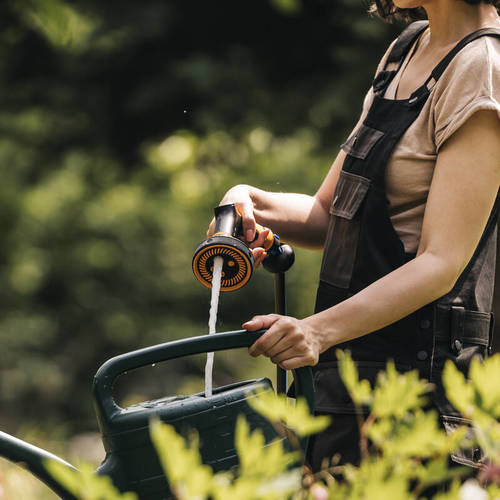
[373,21,429,93]
[429,28,500,84]
[408,28,500,104]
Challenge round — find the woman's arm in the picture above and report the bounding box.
[245,110,500,369]
[208,151,347,250]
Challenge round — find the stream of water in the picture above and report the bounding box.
[205,256,223,397]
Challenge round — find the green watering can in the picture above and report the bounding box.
[0,329,315,499]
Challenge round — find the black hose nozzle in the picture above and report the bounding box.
[192,204,294,291]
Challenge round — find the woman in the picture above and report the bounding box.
[210,0,500,470]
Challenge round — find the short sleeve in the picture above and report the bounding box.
[433,36,500,150]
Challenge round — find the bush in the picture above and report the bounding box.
[38,353,500,499]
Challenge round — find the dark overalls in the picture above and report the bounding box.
[307,21,500,471]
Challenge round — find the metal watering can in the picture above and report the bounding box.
[0,329,314,499]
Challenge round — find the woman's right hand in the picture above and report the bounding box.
[207,184,256,240]
[207,184,269,267]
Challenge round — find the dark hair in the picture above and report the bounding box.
[370,0,500,22]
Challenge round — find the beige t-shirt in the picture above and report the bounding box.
[349,30,500,254]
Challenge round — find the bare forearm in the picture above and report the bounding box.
[246,186,330,249]
[304,252,459,351]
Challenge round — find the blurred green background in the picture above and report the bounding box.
[0,0,401,443]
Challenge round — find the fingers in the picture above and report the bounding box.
[279,355,316,371]
[247,316,294,355]
[251,248,267,268]
[207,218,216,237]
[243,314,282,332]
[237,202,256,243]
[249,227,270,249]
[245,316,319,369]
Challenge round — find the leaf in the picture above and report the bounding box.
[414,457,466,488]
[150,418,213,499]
[45,460,138,499]
[247,389,331,437]
[344,458,409,500]
[469,355,500,418]
[442,361,475,417]
[372,361,429,419]
[234,414,299,479]
[336,350,372,406]
[375,411,460,458]
[487,483,500,499]
[18,0,96,53]
[363,477,408,500]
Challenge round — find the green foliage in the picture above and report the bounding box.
[371,361,431,419]
[150,419,213,500]
[15,0,96,52]
[329,353,498,499]
[443,356,500,464]
[270,0,302,15]
[37,357,500,499]
[247,390,331,437]
[45,461,137,500]
[147,392,320,500]
[0,0,401,435]
[235,415,299,479]
[336,350,372,406]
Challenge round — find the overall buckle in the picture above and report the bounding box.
[488,312,495,356]
[450,306,465,354]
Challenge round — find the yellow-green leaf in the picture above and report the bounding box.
[372,361,429,419]
[336,350,372,406]
[150,418,212,499]
[469,355,500,418]
[247,390,330,437]
[442,361,475,417]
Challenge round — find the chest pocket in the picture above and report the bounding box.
[341,124,385,160]
[320,171,370,289]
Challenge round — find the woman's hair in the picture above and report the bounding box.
[370,0,500,22]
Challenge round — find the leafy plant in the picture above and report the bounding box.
[43,354,500,499]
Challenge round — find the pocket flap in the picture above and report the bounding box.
[330,171,370,220]
[341,123,385,160]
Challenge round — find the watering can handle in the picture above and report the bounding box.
[93,329,315,422]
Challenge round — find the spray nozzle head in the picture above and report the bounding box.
[192,203,295,291]
[193,205,253,291]
[192,234,253,291]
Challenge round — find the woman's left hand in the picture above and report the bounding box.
[243,314,321,370]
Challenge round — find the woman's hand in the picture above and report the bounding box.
[243,314,322,369]
[207,184,256,240]
[207,184,269,267]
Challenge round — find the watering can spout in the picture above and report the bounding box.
[0,430,78,500]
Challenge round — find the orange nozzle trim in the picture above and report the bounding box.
[192,243,252,291]
[255,224,275,251]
